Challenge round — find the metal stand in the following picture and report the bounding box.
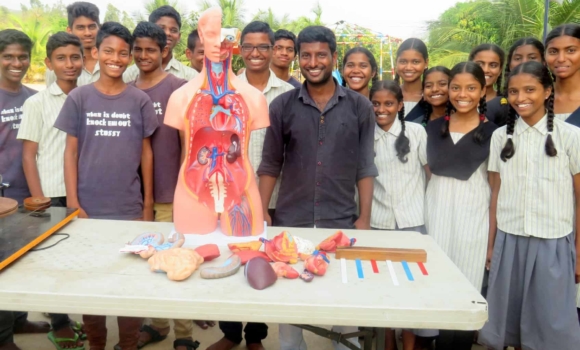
[292,325,386,350]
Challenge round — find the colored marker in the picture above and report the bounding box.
[355,259,364,279]
[402,260,414,281]
[386,260,399,286]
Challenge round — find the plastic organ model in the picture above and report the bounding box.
[165,6,269,237]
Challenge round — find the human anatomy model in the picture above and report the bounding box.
[165,6,269,237]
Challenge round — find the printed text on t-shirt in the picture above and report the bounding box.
[1,106,23,129]
[86,111,132,137]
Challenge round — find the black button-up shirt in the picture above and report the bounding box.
[257,81,378,229]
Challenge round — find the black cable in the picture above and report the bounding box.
[30,233,70,251]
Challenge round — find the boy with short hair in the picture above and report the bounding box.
[129,21,198,350]
[124,5,197,82]
[54,22,158,350]
[0,28,51,350]
[45,1,101,86]
[270,29,301,88]
[185,29,204,73]
[18,31,85,350]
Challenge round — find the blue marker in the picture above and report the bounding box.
[402,260,414,281]
[355,259,364,279]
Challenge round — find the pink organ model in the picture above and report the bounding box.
[165,6,268,236]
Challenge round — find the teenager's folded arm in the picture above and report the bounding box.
[22,140,44,197]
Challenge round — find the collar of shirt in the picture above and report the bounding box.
[166,57,181,72]
[374,118,402,141]
[298,78,345,112]
[515,113,548,136]
[238,69,283,94]
[47,82,65,96]
[85,61,100,75]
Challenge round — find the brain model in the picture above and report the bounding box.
[148,248,204,281]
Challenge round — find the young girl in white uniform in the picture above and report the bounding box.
[479,61,580,350]
[425,61,498,350]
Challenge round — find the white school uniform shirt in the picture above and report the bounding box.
[238,70,295,209]
[371,119,427,229]
[45,62,100,87]
[555,113,571,121]
[17,82,68,197]
[123,57,198,82]
[489,114,580,239]
[403,101,418,117]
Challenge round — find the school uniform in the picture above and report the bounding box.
[561,107,580,312]
[425,119,497,291]
[17,83,68,203]
[371,119,427,233]
[403,101,423,121]
[123,57,198,82]
[372,120,439,338]
[479,115,580,350]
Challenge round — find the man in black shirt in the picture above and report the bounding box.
[258,26,377,231]
[257,25,377,350]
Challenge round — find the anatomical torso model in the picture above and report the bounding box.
[165,7,268,236]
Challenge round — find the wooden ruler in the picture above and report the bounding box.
[335,246,427,263]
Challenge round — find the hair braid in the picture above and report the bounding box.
[473,96,487,144]
[440,101,453,138]
[495,72,503,96]
[395,104,410,163]
[394,73,401,85]
[421,98,432,128]
[502,67,510,97]
[500,105,517,161]
[545,89,557,157]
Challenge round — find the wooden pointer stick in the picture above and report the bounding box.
[335,247,427,263]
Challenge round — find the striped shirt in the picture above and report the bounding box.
[45,63,100,87]
[238,70,294,209]
[17,83,68,197]
[489,115,580,239]
[123,57,198,82]
[556,113,571,121]
[371,119,427,229]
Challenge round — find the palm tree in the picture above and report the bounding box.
[8,12,52,63]
[251,8,290,31]
[289,2,324,33]
[198,0,246,29]
[427,0,580,67]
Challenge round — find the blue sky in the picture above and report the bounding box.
[9,0,462,39]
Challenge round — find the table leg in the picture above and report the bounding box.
[293,324,371,350]
[375,327,386,350]
[361,327,373,350]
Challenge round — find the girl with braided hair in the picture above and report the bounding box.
[544,22,580,325]
[545,24,580,126]
[412,66,451,127]
[479,60,580,350]
[394,38,428,120]
[341,47,377,98]
[425,61,498,350]
[369,79,435,350]
[487,38,545,126]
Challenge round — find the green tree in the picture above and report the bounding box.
[104,3,121,22]
[289,2,324,33]
[121,11,136,31]
[427,0,580,67]
[251,8,290,31]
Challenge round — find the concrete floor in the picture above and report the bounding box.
[13,313,490,350]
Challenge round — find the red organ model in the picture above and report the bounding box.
[165,7,268,236]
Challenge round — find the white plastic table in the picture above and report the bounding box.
[0,219,487,349]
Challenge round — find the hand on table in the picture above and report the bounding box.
[264,211,272,226]
[77,207,88,219]
[354,218,370,230]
